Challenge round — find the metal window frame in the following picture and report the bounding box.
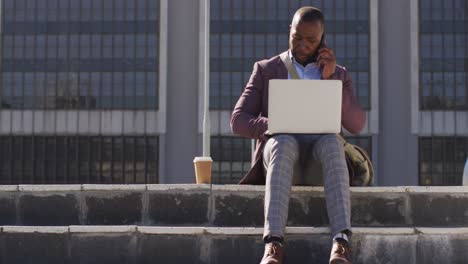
[412,0,468,135]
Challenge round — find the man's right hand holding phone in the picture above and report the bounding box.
[317,44,336,79]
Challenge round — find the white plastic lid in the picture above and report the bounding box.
[193,156,213,162]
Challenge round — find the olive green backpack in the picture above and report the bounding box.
[338,135,374,186]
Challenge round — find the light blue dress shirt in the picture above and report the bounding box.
[288,50,322,80]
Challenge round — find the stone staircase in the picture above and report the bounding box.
[0,184,467,263]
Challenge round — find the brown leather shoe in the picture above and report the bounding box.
[260,242,284,264]
[329,239,352,264]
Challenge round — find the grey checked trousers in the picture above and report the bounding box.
[263,134,351,239]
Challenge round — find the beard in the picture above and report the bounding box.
[292,50,316,65]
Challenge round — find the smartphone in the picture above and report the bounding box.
[312,34,326,62]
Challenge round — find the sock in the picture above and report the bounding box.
[333,232,349,243]
[264,235,284,245]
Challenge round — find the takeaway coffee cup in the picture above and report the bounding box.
[193,157,213,184]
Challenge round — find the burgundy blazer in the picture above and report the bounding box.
[230,51,366,185]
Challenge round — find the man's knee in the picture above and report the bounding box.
[270,135,299,152]
[264,135,299,161]
[313,134,344,159]
[316,134,342,148]
[263,135,299,172]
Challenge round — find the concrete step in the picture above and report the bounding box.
[0,185,467,227]
[1,226,467,264]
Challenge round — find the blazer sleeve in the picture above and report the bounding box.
[338,68,366,134]
[230,62,269,140]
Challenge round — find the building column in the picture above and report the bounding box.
[378,0,418,185]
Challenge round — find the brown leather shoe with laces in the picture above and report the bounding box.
[329,239,352,264]
[260,242,284,264]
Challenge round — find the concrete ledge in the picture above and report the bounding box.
[138,226,205,235]
[416,227,468,235]
[147,184,211,191]
[18,185,82,192]
[406,186,468,193]
[69,225,137,233]
[0,184,466,227]
[5,226,467,235]
[2,226,69,233]
[0,226,467,264]
[82,184,146,191]
[0,186,19,192]
[3,184,466,193]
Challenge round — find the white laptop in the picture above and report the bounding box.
[268,79,342,134]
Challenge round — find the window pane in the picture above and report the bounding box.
[80,35,90,59]
[14,35,25,59]
[91,35,102,58]
[103,0,113,21]
[4,0,14,21]
[102,137,112,182]
[113,72,124,108]
[419,137,468,185]
[113,137,123,183]
[58,0,69,21]
[124,137,136,182]
[90,73,100,108]
[135,137,146,183]
[148,0,158,20]
[15,0,26,21]
[146,72,157,108]
[2,35,14,59]
[24,35,34,58]
[82,0,92,21]
[125,35,135,59]
[102,73,112,108]
[211,136,251,184]
[115,0,125,20]
[24,73,34,108]
[47,0,58,21]
[126,0,136,21]
[58,35,68,58]
[146,137,158,183]
[113,35,124,58]
[124,72,135,109]
[137,0,147,20]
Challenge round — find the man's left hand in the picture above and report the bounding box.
[317,46,336,79]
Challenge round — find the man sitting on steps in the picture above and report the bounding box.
[231,6,366,264]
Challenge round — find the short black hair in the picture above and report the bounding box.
[292,6,324,26]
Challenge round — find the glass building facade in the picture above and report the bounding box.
[0,135,158,184]
[1,0,159,110]
[0,0,160,184]
[210,0,372,183]
[419,137,467,185]
[419,0,467,110]
[418,0,468,185]
[1,0,465,186]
